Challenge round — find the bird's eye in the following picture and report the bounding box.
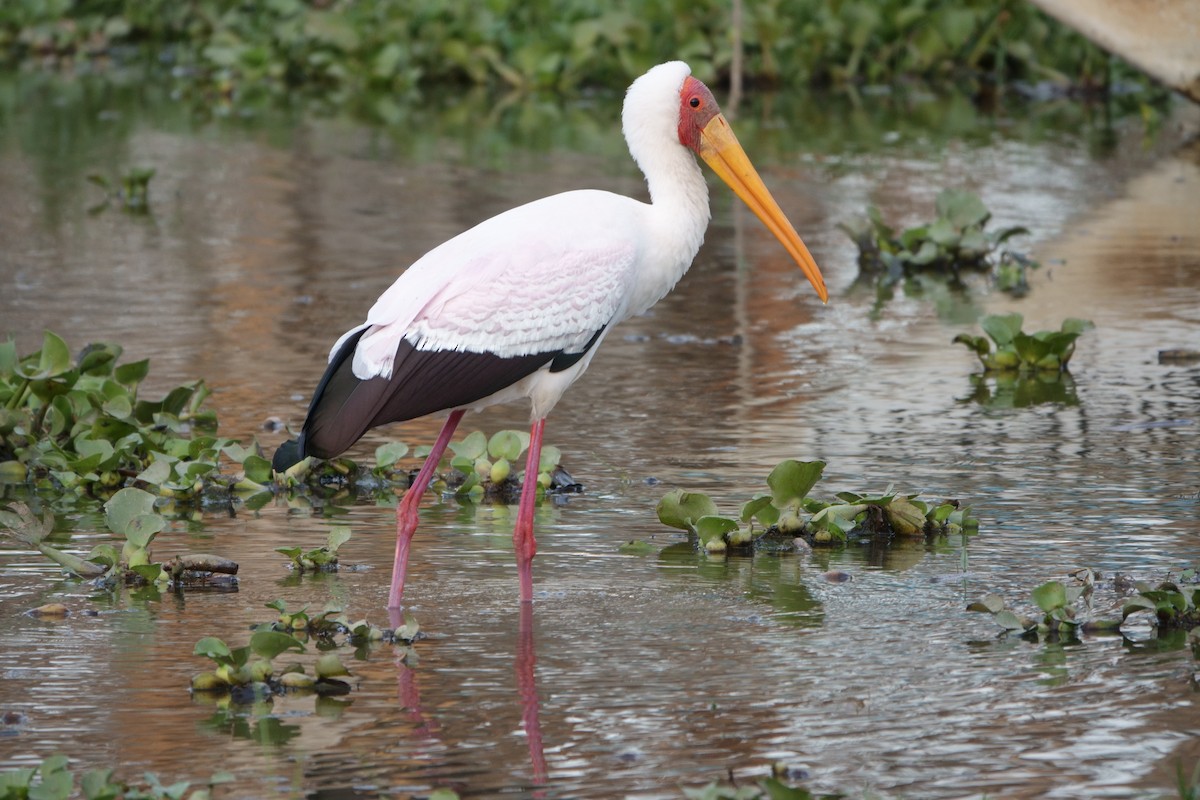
[689,96,701,108]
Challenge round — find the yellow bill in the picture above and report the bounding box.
[698,114,828,303]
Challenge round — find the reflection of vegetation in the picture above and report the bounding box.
[0,754,232,800]
[841,189,1037,296]
[657,459,977,550]
[961,370,1080,409]
[86,166,156,213]
[656,542,825,625]
[0,0,1135,96]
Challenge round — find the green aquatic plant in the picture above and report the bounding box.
[0,754,232,800]
[437,428,571,502]
[840,189,1037,294]
[276,525,351,573]
[683,776,832,800]
[0,330,579,514]
[263,598,418,647]
[0,489,238,590]
[0,331,221,503]
[1122,568,1200,631]
[192,603,420,698]
[656,459,976,552]
[954,313,1093,373]
[968,567,1200,640]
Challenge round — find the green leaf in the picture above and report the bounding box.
[935,188,989,229]
[0,339,17,378]
[909,240,939,265]
[193,636,232,661]
[766,460,825,506]
[1012,331,1052,364]
[113,359,150,386]
[1061,318,1094,336]
[242,454,273,484]
[656,489,718,531]
[487,429,525,461]
[994,610,1030,631]
[80,769,120,800]
[326,525,351,552]
[21,331,73,380]
[374,441,409,468]
[980,313,1023,347]
[1032,581,1068,613]
[250,630,306,660]
[124,514,167,548]
[760,776,817,800]
[275,546,302,562]
[450,430,487,460]
[537,444,562,472]
[694,515,740,545]
[135,457,173,487]
[967,593,1006,614]
[130,563,164,584]
[927,217,960,246]
[617,540,655,555]
[739,494,779,525]
[103,487,159,536]
[100,394,132,419]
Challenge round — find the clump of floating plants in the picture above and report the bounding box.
[683,773,829,800]
[0,488,237,591]
[954,313,1093,374]
[656,459,977,553]
[839,188,1038,295]
[0,754,233,800]
[276,526,351,573]
[0,331,579,513]
[190,603,421,700]
[969,567,1200,641]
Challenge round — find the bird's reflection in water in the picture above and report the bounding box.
[387,605,549,793]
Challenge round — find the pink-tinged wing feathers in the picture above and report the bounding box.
[342,189,644,380]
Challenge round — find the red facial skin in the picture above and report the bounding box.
[676,76,720,153]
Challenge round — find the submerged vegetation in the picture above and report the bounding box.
[657,459,977,552]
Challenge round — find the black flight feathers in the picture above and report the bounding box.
[271,324,607,471]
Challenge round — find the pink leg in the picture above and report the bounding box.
[388,409,465,611]
[514,418,545,602]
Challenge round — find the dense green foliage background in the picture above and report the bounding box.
[1,0,1116,96]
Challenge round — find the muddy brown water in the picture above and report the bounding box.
[1,74,1199,798]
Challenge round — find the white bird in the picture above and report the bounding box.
[273,61,828,609]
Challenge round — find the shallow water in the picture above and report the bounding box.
[1,72,1199,798]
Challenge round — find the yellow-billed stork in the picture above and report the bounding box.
[273,61,828,608]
